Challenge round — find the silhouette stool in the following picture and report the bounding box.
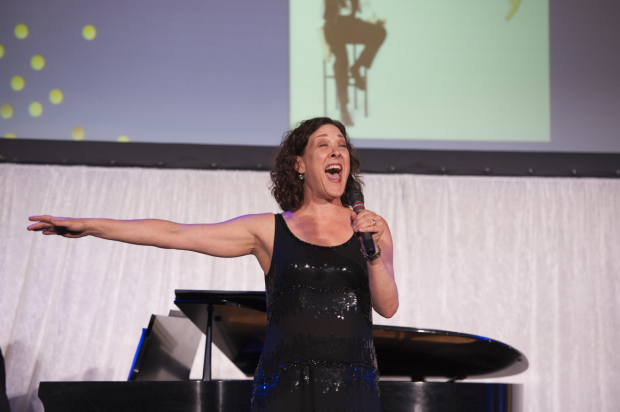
[323,44,368,118]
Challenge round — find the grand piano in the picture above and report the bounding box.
[39,290,528,411]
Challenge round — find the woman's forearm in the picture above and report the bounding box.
[86,218,182,248]
[367,249,399,318]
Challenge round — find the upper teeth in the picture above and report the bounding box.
[326,165,341,172]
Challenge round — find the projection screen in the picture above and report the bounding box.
[0,0,619,154]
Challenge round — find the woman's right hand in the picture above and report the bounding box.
[27,216,91,238]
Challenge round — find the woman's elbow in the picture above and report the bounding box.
[377,300,399,319]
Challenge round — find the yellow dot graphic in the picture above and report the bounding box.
[31,55,45,70]
[11,76,25,91]
[0,45,4,58]
[4,133,17,139]
[117,135,130,142]
[29,102,43,117]
[72,126,85,140]
[49,89,64,104]
[83,25,97,40]
[1,104,14,119]
[15,24,29,39]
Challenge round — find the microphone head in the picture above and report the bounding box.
[346,188,364,206]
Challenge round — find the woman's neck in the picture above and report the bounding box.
[295,194,346,218]
[284,197,353,246]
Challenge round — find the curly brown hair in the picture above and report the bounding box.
[270,117,364,212]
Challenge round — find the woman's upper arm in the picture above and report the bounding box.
[167,213,275,260]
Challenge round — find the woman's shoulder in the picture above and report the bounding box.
[234,212,276,228]
[234,213,276,250]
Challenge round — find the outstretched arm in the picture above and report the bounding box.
[27,214,275,272]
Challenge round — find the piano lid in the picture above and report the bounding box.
[174,290,528,380]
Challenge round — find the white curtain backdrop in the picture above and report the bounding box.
[1,163,619,412]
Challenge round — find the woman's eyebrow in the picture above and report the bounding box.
[315,133,344,139]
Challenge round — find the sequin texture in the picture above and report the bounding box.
[251,214,381,412]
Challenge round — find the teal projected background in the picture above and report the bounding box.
[290,0,550,142]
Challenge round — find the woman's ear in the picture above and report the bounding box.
[294,156,306,174]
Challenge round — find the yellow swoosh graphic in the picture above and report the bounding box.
[506,0,522,21]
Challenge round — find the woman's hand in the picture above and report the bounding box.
[350,209,385,244]
[27,216,92,238]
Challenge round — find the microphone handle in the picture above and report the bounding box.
[361,232,376,255]
[352,205,376,255]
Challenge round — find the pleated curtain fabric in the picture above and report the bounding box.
[1,163,619,412]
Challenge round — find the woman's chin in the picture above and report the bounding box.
[325,186,345,200]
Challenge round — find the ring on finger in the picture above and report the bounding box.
[372,219,376,226]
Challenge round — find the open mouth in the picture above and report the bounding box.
[325,164,343,183]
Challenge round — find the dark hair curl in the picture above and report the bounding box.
[270,117,364,212]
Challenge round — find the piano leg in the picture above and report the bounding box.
[203,304,214,381]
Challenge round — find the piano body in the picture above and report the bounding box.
[39,290,527,411]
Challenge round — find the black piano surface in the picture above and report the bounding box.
[39,290,528,412]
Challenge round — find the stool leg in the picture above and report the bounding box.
[323,60,327,117]
[335,69,339,111]
[365,67,368,117]
[353,45,358,110]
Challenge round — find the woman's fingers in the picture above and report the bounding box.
[28,215,61,224]
[49,217,70,226]
[27,223,52,231]
[27,218,58,230]
[29,215,67,223]
[353,211,378,228]
[351,210,384,237]
[358,214,378,228]
[27,215,83,237]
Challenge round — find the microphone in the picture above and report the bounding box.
[347,188,376,255]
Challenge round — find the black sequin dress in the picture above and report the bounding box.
[251,214,381,412]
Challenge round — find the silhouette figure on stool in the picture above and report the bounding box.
[322,0,386,126]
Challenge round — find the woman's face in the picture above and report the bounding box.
[296,124,350,202]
